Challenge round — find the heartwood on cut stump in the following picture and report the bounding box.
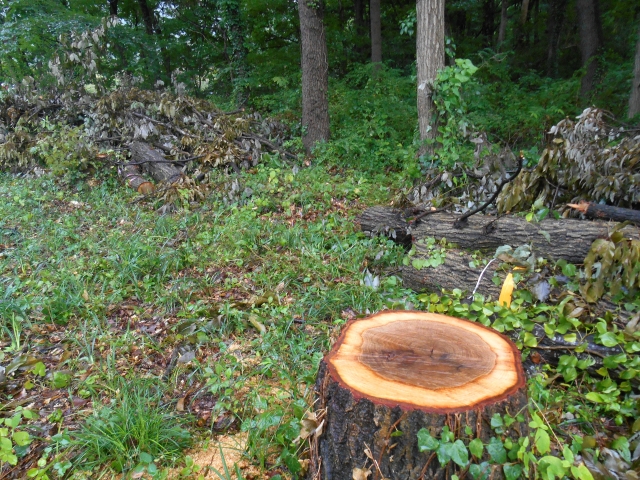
[311,311,528,480]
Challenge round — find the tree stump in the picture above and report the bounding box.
[312,311,528,480]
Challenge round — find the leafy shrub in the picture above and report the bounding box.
[32,124,99,177]
[466,52,580,148]
[314,64,416,171]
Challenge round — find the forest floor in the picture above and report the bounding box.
[0,157,638,479]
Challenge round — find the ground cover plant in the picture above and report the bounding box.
[1,0,640,478]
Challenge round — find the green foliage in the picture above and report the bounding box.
[426,58,479,168]
[31,124,99,178]
[71,377,192,475]
[0,408,37,466]
[403,237,447,270]
[314,64,416,171]
[466,54,580,149]
[582,227,640,302]
[0,0,99,82]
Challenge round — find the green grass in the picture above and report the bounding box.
[70,377,192,476]
[0,159,409,478]
[1,156,638,479]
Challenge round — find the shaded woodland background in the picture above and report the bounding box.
[1,0,639,166]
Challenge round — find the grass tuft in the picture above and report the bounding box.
[71,376,192,475]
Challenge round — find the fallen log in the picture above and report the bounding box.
[402,246,504,298]
[524,325,633,385]
[129,141,182,183]
[568,202,640,226]
[313,311,528,480]
[120,162,155,194]
[358,206,639,264]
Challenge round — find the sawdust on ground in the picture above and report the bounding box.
[168,432,261,479]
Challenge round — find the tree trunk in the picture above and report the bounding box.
[546,0,568,77]
[520,0,529,25]
[576,0,603,98]
[299,0,330,154]
[628,21,640,118]
[108,0,118,16]
[370,0,382,64]
[357,206,639,264]
[497,0,508,48]
[137,0,155,35]
[416,0,445,150]
[312,311,528,480]
[129,141,182,183]
[121,162,154,194]
[402,247,503,297]
[481,0,495,45]
[220,0,249,105]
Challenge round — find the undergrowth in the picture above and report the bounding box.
[1,154,639,479]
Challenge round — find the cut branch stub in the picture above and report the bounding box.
[313,311,528,479]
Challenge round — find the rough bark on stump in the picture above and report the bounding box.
[358,206,639,264]
[129,141,182,183]
[313,311,528,480]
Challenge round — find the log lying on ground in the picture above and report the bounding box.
[402,246,504,298]
[568,202,640,226]
[129,141,182,183]
[312,311,528,480]
[524,325,636,386]
[358,207,639,264]
[121,162,155,194]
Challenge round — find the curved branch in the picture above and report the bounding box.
[453,154,524,228]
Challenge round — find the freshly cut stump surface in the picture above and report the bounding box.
[312,311,528,480]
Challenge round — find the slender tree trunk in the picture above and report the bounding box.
[108,0,118,16]
[481,0,495,45]
[354,0,365,33]
[416,0,445,150]
[497,0,508,48]
[517,0,530,46]
[546,0,568,77]
[353,0,366,59]
[137,0,154,35]
[576,0,603,98]
[299,0,330,153]
[220,0,249,105]
[520,0,529,25]
[628,22,640,118]
[370,0,382,64]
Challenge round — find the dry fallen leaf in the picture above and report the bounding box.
[352,467,371,480]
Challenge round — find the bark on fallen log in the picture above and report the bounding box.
[568,201,640,226]
[402,246,504,298]
[129,141,182,183]
[120,162,154,194]
[358,206,639,264]
[523,325,638,387]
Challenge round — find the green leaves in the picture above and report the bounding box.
[417,429,468,468]
[534,428,551,455]
[417,429,439,452]
[486,437,507,464]
[437,440,469,468]
[468,438,484,458]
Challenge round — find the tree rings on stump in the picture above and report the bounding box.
[311,310,528,480]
